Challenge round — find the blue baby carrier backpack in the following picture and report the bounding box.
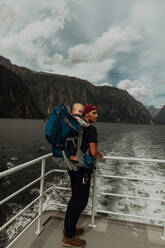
[45,104,94,169]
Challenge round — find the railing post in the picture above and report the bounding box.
[161,225,165,240]
[89,163,97,228]
[36,158,46,235]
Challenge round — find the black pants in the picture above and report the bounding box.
[64,168,91,238]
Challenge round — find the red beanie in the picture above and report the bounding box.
[84,104,99,114]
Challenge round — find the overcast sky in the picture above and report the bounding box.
[0,0,165,107]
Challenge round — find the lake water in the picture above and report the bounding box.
[0,119,165,245]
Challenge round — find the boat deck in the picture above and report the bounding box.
[10,210,165,248]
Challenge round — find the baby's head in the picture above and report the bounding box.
[72,103,84,116]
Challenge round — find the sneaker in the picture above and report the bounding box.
[62,236,86,248]
[63,228,84,236]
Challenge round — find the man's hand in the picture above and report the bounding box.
[95,151,104,158]
[89,143,104,159]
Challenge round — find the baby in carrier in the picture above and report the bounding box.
[69,103,89,162]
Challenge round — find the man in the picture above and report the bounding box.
[62,104,103,248]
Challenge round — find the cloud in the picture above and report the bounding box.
[128,0,165,31]
[41,57,114,83]
[0,0,164,106]
[99,82,112,87]
[117,79,153,102]
[0,4,18,34]
[39,26,142,83]
[68,27,142,63]
[0,0,76,67]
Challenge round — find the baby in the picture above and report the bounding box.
[71,103,89,127]
[69,103,89,161]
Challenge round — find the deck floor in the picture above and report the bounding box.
[11,211,165,248]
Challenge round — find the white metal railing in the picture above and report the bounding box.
[1,154,165,248]
[0,153,52,248]
[96,155,165,240]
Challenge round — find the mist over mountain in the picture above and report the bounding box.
[154,106,165,124]
[146,106,160,119]
[0,55,151,123]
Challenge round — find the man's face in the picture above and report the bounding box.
[85,110,98,123]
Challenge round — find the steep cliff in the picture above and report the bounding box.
[154,106,165,124]
[0,64,43,119]
[0,55,151,123]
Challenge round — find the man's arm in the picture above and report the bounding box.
[89,142,104,158]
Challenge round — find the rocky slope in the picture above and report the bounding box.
[0,55,151,123]
[0,64,43,119]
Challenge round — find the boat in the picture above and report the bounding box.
[1,153,165,248]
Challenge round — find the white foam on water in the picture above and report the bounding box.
[5,124,165,241]
[97,130,165,225]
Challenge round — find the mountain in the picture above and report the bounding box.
[154,106,165,124]
[146,106,160,119]
[0,55,152,123]
[0,64,43,119]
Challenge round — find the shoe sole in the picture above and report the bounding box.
[61,241,86,248]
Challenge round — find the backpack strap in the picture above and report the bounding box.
[56,105,64,147]
[66,137,77,148]
[62,150,79,171]
[76,125,83,157]
[64,117,78,132]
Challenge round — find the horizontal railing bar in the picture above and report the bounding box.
[43,187,69,210]
[44,202,165,223]
[45,169,66,178]
[49,202,67,207]
[43,204,65,212]
[1,167,163,213]
[44,202,91,213]
[104,155,165,163]
[0,196,41,232]
[96,209,165,222]
[38,168,66,181]
[0,153,53,179]
[46,169,67,174]
[99,174,165,183]
[0,185,58,232]
[43,186,70,196]
[43,185,72,196]
[0,169,57,207]
[44,184,86,198]
[0,176,42,207]
[0,168,66,207]
[44,202,67,210]
[52,169,67,173]
[2,175,163,232]
[1,154,164,180]
[6,214,40,248]
[44,187,54,194]
[53,186,70,190]
[45,185,70,191]
[98,192,165,202]
[42,198,165,223]
[2,153,165,241]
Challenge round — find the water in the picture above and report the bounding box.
[0,119,165,245]
[95,123,165,225]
